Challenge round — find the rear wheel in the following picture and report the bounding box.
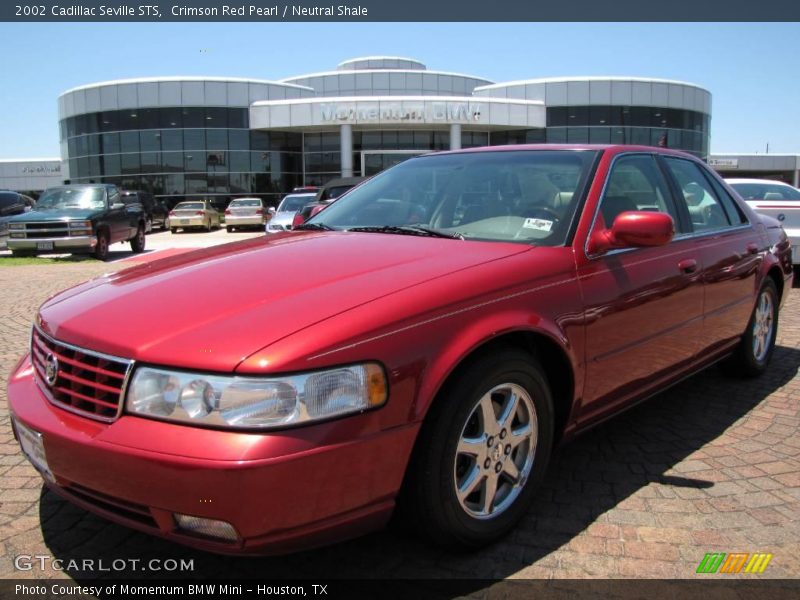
[94,230,110,261]
[205,219,212,232]
[130,224,146,253]
[725,279,779,377]
[170,227,178,234]
[226,226,233,233]
[405,349,553,548]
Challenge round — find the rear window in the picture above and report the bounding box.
[729,182,800,201]
[230,199,262,207]
[278,194,316,212]
[175,202,205,210]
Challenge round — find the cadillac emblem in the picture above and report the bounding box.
[44,353,59,387]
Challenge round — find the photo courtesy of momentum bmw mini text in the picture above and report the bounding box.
[1,2,799,600]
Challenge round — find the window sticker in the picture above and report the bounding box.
[523,218,553,232]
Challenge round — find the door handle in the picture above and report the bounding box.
[746,243,759,255]
[678,258,698,274]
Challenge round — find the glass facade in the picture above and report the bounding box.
[60,108,303,208]
[545,105,710,157]
[59,102,709,208]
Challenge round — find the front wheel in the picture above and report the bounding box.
[405,349,554,549]
[130,225,146,253]
[94,230,110,261]
[725,279,779,377]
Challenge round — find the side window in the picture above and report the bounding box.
[705,175,748,225]
[107,188,120,207]
[600,154,685,232]
[663,157,731,232]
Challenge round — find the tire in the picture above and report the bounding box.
[130,225,146,253]
[144,218,153,234]
[226,226,233,233]
[205,219,212,232]
[94,230,110,261]
[725,279,779,377]
[405,349,554,549]
[170,228,178,234]
[11,250,33,257]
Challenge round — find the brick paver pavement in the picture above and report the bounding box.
[1,260,798,582]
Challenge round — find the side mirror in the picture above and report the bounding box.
[588,211,674,255]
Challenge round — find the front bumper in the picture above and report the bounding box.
[8,355,417,555]
[7,236,95,252]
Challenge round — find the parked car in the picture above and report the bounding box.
[726,178,800,265]
[121,190,168,233]
[167,200,221,233]
[314,177,368,203]
[265,192,316,233]
[5,184,146,260]
[224,198,267,232]
[8,145,791,556]
[0,190,35,250]
[289,177,368,229]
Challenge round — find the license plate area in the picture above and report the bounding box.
[36,241,54,251]
[14,418,54,483]
[179,219,189,225]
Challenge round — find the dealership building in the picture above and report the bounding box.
[5,56,794,205]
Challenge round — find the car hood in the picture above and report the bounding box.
[38,232,530,372]
[9,208,101,222]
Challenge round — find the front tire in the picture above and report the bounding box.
[725,279,779,377]
[130,225,146,253]
[170,227,178,234]
[405,349,554,549]
[94,230,110,261]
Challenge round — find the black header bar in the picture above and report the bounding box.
[2,0,800,22]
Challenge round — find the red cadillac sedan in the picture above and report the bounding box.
[7,145,792,555]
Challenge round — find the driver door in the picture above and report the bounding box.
[577,153,705,425]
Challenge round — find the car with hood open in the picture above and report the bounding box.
[7,145,791,555]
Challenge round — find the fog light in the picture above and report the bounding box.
[174,514,238,542]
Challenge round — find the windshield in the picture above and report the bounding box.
[309,150,598,245]
[230,199,262,208]
[175,202,205,210]
[36,188,105,211]
[278,194,315,212]
[730,182,800,201]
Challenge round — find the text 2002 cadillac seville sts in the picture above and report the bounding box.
[8,145,793,555]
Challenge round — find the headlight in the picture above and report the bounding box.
[126,363,388,429]
[9,223,24,230]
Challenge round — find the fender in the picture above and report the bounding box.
[410,305,583,425]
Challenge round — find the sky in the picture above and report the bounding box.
[0,22,798,159]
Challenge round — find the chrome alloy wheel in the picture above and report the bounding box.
[752,290,775,362]
[454,383,537,520]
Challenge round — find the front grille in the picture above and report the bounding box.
[17,222,70,238]
[31,327,133,422]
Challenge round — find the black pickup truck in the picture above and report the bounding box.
[5,184,147,261]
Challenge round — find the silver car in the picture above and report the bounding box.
[265,193,316,234]
[727,178,800,264]
[225,198,266,232]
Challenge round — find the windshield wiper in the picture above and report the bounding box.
[346,225,463,239]
[294,222,334,231]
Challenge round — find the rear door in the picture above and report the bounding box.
[661,157,761,352]
[577,152,705,424]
